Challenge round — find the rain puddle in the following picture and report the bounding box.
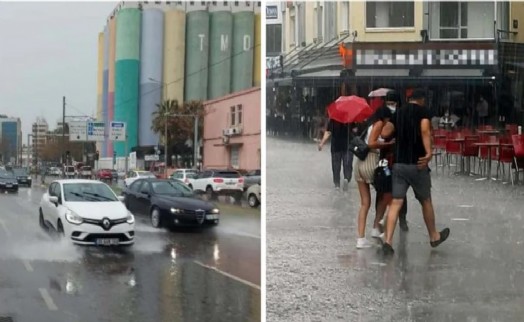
[2,238,82,263]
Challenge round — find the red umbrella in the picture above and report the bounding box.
[327,96,374,124]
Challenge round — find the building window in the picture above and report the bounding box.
[366,1,414,28]
[323,2,336,41]
[230,145,239,169]
[230,105,243,126]
[290,13,296,46]
[429,1,495,39]
[339,1,349,33]
[266,24,282,54]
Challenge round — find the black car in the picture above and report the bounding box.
[12,168,32,187]
[122,178,220,228]
[0,171,19,192]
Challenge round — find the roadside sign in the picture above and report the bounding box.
[110,121,126,141]
[87,122,106,141]
[69,121,87,141]
[145,154,159,161]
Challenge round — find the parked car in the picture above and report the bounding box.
[124,170,157,187]
[96,169,113,181]
[47,167,62,177]
[0,170,19,193]
[169,169,198,188]
[122,178,219,228]
[192,169,244,200]
[246,184,261,208]
[38,179,135,246]
[12,168,32,187]
[79,166,92,179]
[243,169,261,190]
[64,166,76,179]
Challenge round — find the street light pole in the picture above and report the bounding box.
[193,115,198,169]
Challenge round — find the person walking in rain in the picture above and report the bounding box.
[380,89,450,255]
[318,119,355,191]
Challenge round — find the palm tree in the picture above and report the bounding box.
[151,99,205,167]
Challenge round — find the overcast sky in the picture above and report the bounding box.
[0,1,117,139]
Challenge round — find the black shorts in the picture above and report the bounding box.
[392,164,431,201]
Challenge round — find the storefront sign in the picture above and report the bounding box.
[266,2,282,24]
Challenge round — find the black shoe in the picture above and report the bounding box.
[430,228,450,248]
[399,219,409,232]
[382,243,394,256]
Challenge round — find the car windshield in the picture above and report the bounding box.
[63,183,118,202]
[66,167,75,172]
[0,171,15,179]
[138,171,155,178]
[82,167,91,171]
[216,171,240,178]
[13,169,28,176]
[151,181,194,197]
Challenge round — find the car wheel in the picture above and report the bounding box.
[57,220,65,237]
[39,209,46,229]
[248,194,259,208]
[188,184,193,190]
[150,208,162,228]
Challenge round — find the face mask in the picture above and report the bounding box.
[387,105,396,113]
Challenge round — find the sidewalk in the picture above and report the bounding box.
[267,137,524,322]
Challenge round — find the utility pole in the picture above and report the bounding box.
[164,113,169,179]
[193,115,198,169]
[62,96,66,165]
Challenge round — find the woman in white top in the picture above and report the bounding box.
[354,111,395,249]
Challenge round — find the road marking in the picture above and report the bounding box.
[23,260,34,272]
[451,218,470,221]
[194,260,260,291]
[0,219,11,237]
[39,288,58,311]
[457,205,474,208]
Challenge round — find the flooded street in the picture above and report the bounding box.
[266,137,524,322]
[0,184,260,322]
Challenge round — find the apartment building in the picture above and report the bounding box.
[269,1,523,131]
[0,117,22,165]
[32,118,48,165]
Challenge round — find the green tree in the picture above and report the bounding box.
[151,99,206,167]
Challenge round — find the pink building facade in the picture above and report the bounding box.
[203,87,261,171]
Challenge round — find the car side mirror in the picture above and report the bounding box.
[49,196,59,205]
[117,196,125,202]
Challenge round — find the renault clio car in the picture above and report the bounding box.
[39,179,135,246]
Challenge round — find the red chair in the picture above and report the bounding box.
[444,132,463,174]
[512,134,524,183]
[496,143,516,184]
[462,136,480,174]
[506,124,518,135]
[477,135,497,176]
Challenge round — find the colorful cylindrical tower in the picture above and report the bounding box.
[107,17,117,158]
[208,5,233,99]
[185,5,210,102]
[231,5,255,93]
[139,8,164,147]
[97,32,104,158]
[163,8,186,104]
[102,25,109,158]
[114,7,141,156]
[253,3,261,87]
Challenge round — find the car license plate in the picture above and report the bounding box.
[95,238,119,246]
[206,214,218,220]
[226,181,235,185]
[6,185,12,188]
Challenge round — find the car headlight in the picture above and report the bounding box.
[170,208,182,214]
[211,208,220,214]
[126,213,135,224]
[65,210,83,225]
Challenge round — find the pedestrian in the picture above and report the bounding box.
[370,91,409,234]
[352,105,397,248]
[476,96,489,126]
[380,89,450,255]
[318,119,355,191]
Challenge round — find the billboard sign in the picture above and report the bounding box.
[110,121,126,141]
[87,121,106,142]
[69,121,87,141]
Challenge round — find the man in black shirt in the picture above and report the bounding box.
[381,89,450,255]
[318,119,354,191]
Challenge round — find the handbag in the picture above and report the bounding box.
[348,127,370,161]
[373,159,392,193]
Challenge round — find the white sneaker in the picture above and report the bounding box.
[371,228,384,239]
[379,216,386,226]
[356,238,373,249]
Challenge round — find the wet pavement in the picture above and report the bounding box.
[0,184,260,321]
[266,137,524,322]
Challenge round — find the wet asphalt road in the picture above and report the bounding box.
[0,184,260,322]
[267,137,524,322]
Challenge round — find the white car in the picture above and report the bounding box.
[39,179,135,246]
[192,169,244,199]
[124,170,157,187]
[247,184,261,208]
[169,169,198,188]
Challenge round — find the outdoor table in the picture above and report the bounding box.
[473,142,500,181]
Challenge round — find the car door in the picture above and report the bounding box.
[194,171,210,191]
[47,183,63,229]
[42,183,56,222]
[136,181,152,215]
[125,180,143,213]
